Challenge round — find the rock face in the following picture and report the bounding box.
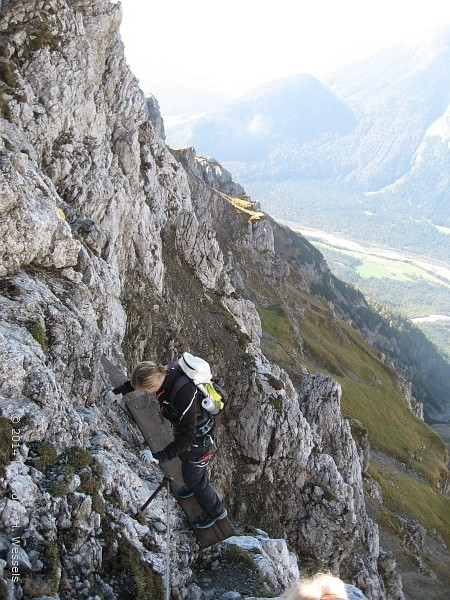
[192,153,247,197]
[147,95,166,141]
[0,1,421,598]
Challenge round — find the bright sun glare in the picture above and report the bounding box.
[118,0,450,97]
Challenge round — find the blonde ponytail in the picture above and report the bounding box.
[131,361,167,390]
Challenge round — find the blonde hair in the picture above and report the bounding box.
[285,573,348,600]
[131,361,167,390]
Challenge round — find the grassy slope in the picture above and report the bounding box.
[369,461,450,548]
[257,286,450,555]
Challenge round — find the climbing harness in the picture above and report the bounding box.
[202,434,214,448]
[138,475,173,600]
[190,449,213,468]
[197,419,214,436]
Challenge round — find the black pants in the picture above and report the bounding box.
[180,446,222,516]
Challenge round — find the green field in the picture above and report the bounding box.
[343,250,450,287]
[302,239,450,361]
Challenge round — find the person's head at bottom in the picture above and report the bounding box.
[284,572,349,600]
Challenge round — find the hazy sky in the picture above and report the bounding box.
[118,0,450,102]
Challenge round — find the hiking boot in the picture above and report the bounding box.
[193,507,228,529]
[176,486,194,499]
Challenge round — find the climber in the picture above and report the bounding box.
[284,572,349,600]
[111,360,228,530]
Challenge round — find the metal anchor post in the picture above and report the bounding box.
[137,475,173,600]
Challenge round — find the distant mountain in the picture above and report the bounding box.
[166,26,450,259]
[365,101,450,227]
[325,26,450,192]
[168,74,356,161]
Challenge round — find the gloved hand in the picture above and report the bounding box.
[152,450,168,464]
[101,387,116,402]
[140,449,159,464]
[112,381,135,396]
